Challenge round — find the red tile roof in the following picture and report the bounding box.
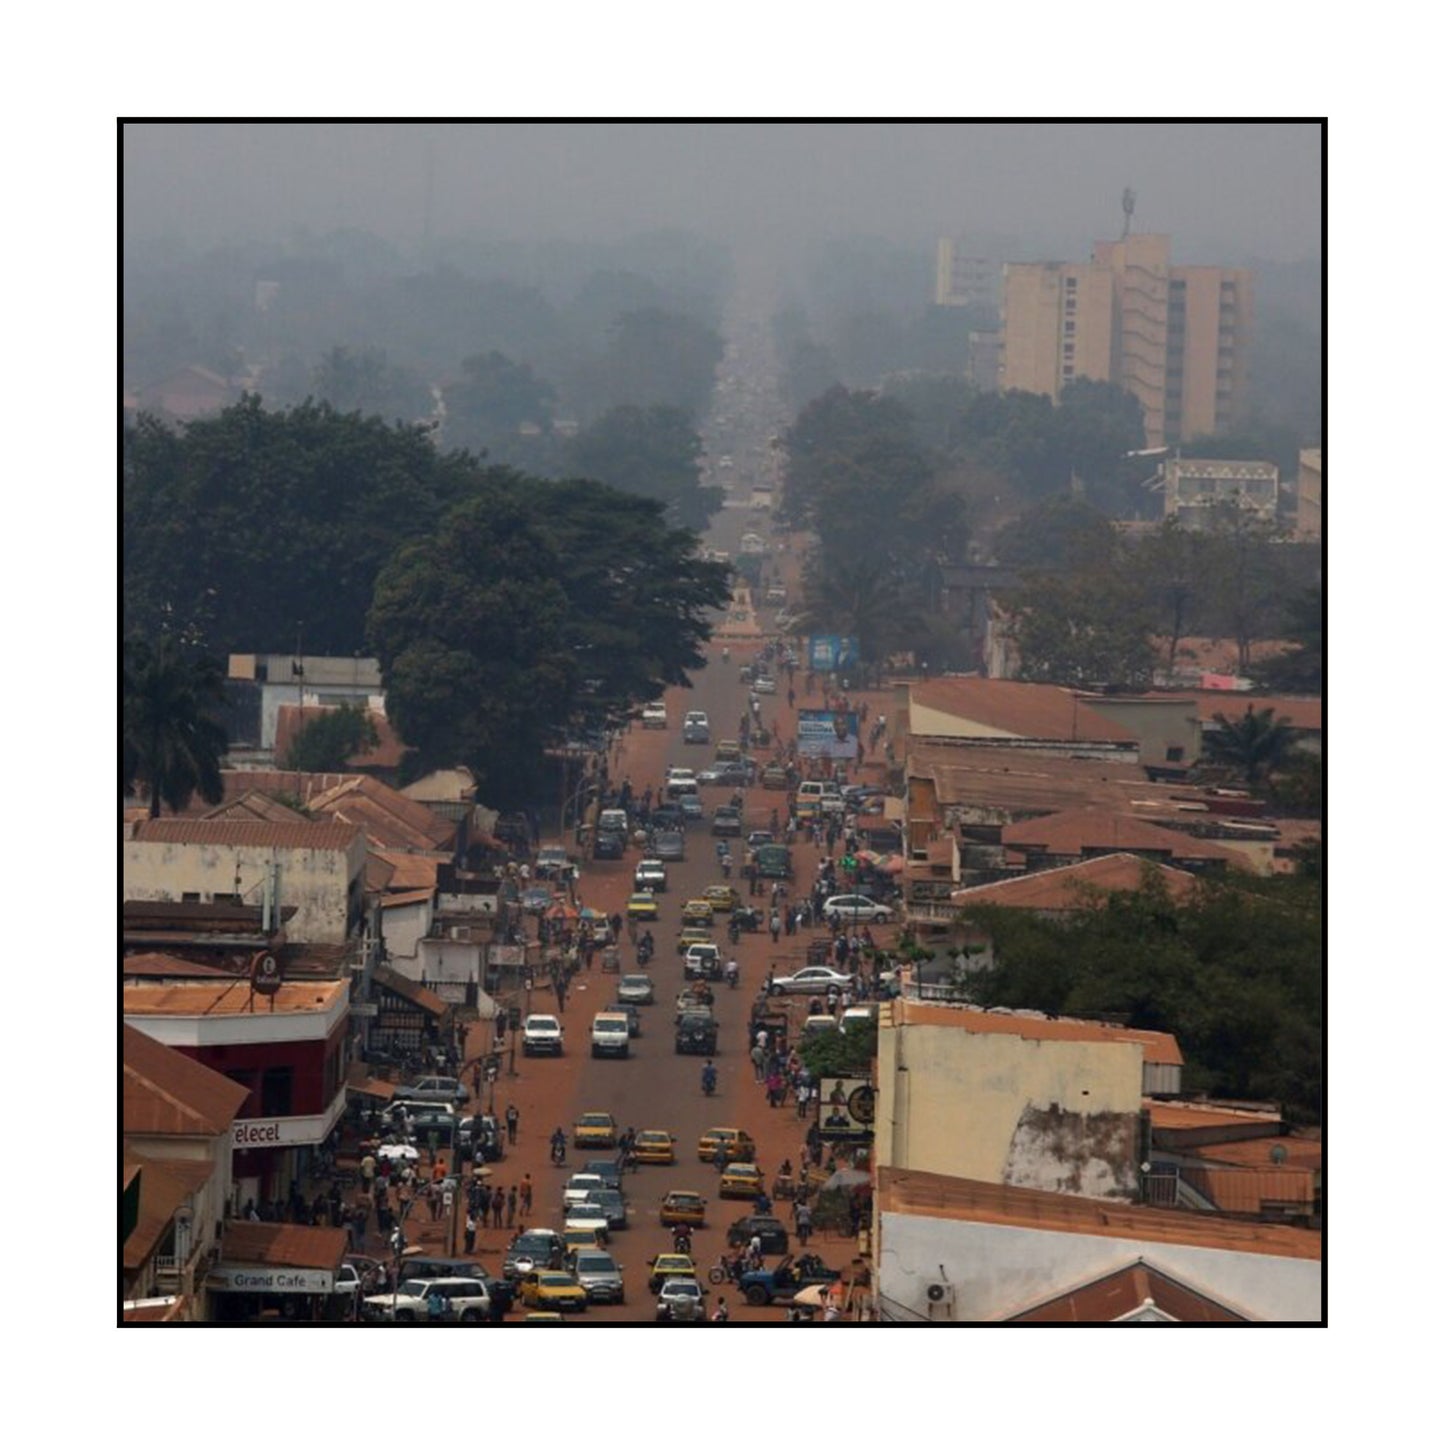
[1178,1165,1315,1213]
[307,776,456,853]
[892,999,1184,1066]
[372,851,442,891]
[1006,1260,1249,1322]
[910,678,1139,743]
[877,1167,1321,1260]
[129,819,365,852]
[123,1024,249,1137]
[953,853,1200,911]
[221,1221,348,1273]
[200,790,311,825]
[124,980,348,1018]
[1001,807,1242,864]
[1147,691,1323,732]
[1187,1136,1323,1173]
[123,952,236,979]
[123,1154,216,1271]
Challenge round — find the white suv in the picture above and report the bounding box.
[642,702,668,728]
[522,1014,564,1056]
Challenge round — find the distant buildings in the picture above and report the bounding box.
[1295,447,1322,540]
[999,233,1252,447]
[1161,457,1280,530]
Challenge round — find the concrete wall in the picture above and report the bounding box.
[876,1208,1320,1322]
[380,899,432,967]
[122,836,366,944]
[1084,697,1199,769]
[877,1020,1144,1199]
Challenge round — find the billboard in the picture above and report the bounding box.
[817,1077,875,1139]
[807,635,860,673]
[797,709,859,760]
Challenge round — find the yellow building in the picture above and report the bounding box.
[876,995,1184,1200]
[999,234,1252,447]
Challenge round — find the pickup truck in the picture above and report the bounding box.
[737,1253,840,1306]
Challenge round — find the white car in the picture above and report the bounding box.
[634,859,667,892]
[752,675,776,695]
[822,895,894,924]
[642,702,668,729]
[767,965,858,996]
[563,1173,607,1208]
[522,1014,564,1056]
[656,1276,708,1322]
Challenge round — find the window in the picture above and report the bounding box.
[1063,321,1075,334]
[261,1066,293,1118]
[1063,343,1075,356]
[1165,746,1184,763]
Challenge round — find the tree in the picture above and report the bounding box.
[1251,584,1322,693]
[601,308,724,415]
[565,405,721,532]
[1197,503,1289,674]
[284,703,380,773]
[123,634,228,818]
[1055,379,1147,514]
[795,558,919,679]
[310,345,432,423]
[799,1020,877,1077]
[994,496,1116,573]
[1201,705,1298,788]
[442,350,557,459]
[124,396,478,655]
[367,474,729,805]
[1010,570,1156,691]
[1133,518,1210,677]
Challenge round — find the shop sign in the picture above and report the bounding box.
[208,1266,334,1294]
[232,1090,346,1149]
[818,1076,875,1138]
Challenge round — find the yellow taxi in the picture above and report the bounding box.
[659,1190,707,1227]
[676,926,714,955]
[562,1225,607,1256]
[519,1271,588,1312]
[627,891,660,921]
[574,1111,618,1148]
[703,884,742,913]
[647,1253,699,1294]
[697,1126,756,1164]
[681,898,715,926]
[715,739,741,762]
[633,1129,676,1165]
[718,1162,765,1199]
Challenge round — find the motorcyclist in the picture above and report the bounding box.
[727,919,741,945]
[673,1222,693,1254]
[722,645,730,662]
[701,1060,718,1095]
[549,1127,566,1166]
[712,1299,730,1322]
[725,957,740,988]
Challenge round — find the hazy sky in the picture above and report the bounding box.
[123,122,1320,263]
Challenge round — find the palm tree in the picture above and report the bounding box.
[1202,705,1296,788]
[123,634,229,817]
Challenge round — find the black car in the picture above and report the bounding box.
[675,1011,719,1055]
[585,1159,625,1194]
[726,1214,790,1254]
[592,830,625,860]
[711,806,742,837]
[586,1188,629,1231]
[608,1001,642,1037]
[650,804,686,830]
[653,830,685,862]
[504,1230,566,1280]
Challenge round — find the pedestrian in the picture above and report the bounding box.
[750,1042,767,1082]
[506,1102,519,1145]
[796,1202,813,1245]
[464,1211,477,1253]
[477,1182,492,1224]
[520,1173,533,1217]
[796,1082,811,1119]
[507,1185,518,1227]
[492,1187,504,1229]
[769,910,781,943]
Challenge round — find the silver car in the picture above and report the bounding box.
[656,1277,708,1322]
[617,974,656,1005]
[573,1249,626,1304]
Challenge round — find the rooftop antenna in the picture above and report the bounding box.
[1121,187,1136,240]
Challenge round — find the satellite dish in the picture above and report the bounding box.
[1269,1144,1288,1165]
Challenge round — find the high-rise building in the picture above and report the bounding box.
[999,234,1252,447]
[935,238,1004,310]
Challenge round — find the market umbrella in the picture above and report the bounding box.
[880,855,905,875]
[470,1165,494,1179]
[822,1168,870,1191]
[546,901,579,920]
[579,906,603,919]
[792,1284,829,1308]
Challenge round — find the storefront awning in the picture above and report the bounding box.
[209,1221,347,1294]
[346,1064,396,1102]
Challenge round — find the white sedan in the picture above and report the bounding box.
[767,965,857,996]
[642,703,668,729]
[822,895,895,924]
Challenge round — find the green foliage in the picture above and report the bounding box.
[283,703,380,773]
[1054,379,1148,512]
[1011,568,1156,690]
[994,496,1117,572]
[565,405,721,531]
[310,345,432,423]
[366,475,729,806]
[123,633,229,818]
[442,350,557,460]
[1131,518,1211,676]
[1251,585,1322,694]
[799,1020,877,1077]
[796,558,919,677]
[600,308,724,416]
[963,864,1322,1123]
[124,396,477,656]
[1202,705,1298,788]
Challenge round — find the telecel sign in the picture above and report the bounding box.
[232,1090,347,1149]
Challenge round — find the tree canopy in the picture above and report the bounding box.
[283,703,380,773]
[124,396,478,656]
[962,864,1322,1123]
[564,405,721,532]
[367,475,729,805]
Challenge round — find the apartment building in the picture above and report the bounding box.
[999,234,1252,447]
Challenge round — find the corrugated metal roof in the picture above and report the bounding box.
[122,1154,216,1271]
[201,790,311,825]
[1006,1261,1250,1322]
[953,853,1199,911]
[130,819,364,851]
[877,1167,1321,1261]
[372,964,448,1017]
[1179,1165,1315,1213]
[220,1221,348,1273]
[123,1024,249,1137]
[123,953,236,979]
[124,980,348,1018]
[1002,808,1241,863]
[894,999,1185,1066]
[910,678,1140,743]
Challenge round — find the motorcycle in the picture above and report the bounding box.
[549,1134,567,1167]
[637,935,654,966]
[707,1255,744,1286]
[725,962,739,989]
[727,920,741,945]
[673,1228,694,1255]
